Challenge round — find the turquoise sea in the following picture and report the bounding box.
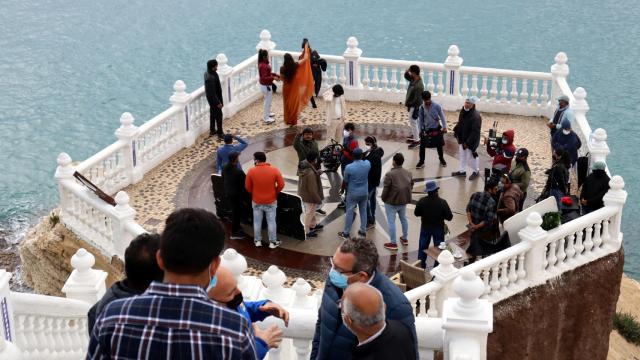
[1,0,638,278]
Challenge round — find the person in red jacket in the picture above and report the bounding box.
[486,129,516,176]
[245,151,285,248]
[258,49,280,124]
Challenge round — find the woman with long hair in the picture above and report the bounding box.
[280,42,314,126]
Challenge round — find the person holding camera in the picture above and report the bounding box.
[404,65,424,148]
[415,91,447,169]
[258,49,280,124]
[452,97,482,180]
[486,129,516,176]
[294,127,320,163]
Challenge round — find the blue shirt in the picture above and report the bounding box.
[87,282,257,360]
[236,300,270,360]
[418,101,446,131]
[217,137,248,173]
[343,159,371,197]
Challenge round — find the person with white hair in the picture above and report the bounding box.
[547,94,574,138]
[341,283,416,360]
[452,96,482,180]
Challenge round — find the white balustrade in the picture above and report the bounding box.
[61,249,107,304]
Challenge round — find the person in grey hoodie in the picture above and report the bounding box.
[87,233,164,333]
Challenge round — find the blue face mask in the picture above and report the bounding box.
[329,269,349,289]
[206,273,218,292]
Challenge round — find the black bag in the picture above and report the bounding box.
[577,156,589,187]
[422,128,444,148]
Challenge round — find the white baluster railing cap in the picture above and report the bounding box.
[572,87,589,113]
[256,29,276,51]
[221,248,248,278]
[592,128,607,143]
[170,80,189,105]
[55,152,74,179]
[444,45,463,67]
[292,278,311,297]
[603,175,627,207]
[518,212,547,242]
[452,269,485,315]
[431,250,458,282]
[70,248,96,276]
[216,53,233,75]
[262,265,286,289]
[343,36,362,58]
[115,112,138,139]
[551,52,569,76]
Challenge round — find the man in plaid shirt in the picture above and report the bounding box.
[466,179,501,262]
[87,208,257,359]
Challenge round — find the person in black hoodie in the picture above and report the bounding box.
[544,148,570,208]
[204,59,224,139]
[223,152,250,239]
[452,96,482,180]
[87,233,164,333]
[311,50,327,98]
[364,136,384,229]
[580,161,610,214]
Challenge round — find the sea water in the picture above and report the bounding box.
[1,0,638,278]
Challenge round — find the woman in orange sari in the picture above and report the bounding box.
[280,44,315,126]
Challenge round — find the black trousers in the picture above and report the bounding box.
[210,107,223,135]
[229,194,244,233]
[419,135,444,163]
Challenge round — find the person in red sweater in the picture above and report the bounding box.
[245,151,285,248]
[258,49,280,124]
[486,129,516,176]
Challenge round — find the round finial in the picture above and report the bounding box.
[221,248,248,276]
[262,265,286,289]
[526,212,543,228]
[173,80,186,93]
[216,53,228,66]
[592,128,607,142]
[119,112,134,127]
[346,36,359,48]
[260,29,271,41]
[70,248,95,273]
[115,191,129,206]
[554,52,568,65]
[573,87,587,101]
[448,45,460,57]
[292,278,311,297]
[437,249,455,266]
[609,175,625,191]
[453,269,485,302]
[57,152,72,167]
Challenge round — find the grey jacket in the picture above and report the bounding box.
[381,166,414,205]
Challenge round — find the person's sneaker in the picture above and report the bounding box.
[357,231,366,237]
[415,162,425,169]
[264,118,275,124]
[468,171,480,181]
[269,113,276,117]
[440,160,447,168]
[315,209,327,215]
[306,230,318,238]
[366,223,376,230]
[337,201,346,209]
[451,171,467,177]
[338,231,350,239]
[408,142,419,149]
[383,242,398,250]
[400,237,409,246]
[269,241,281,249]
[230,232,245,240]
[311,224,324,231]
[254,240,262,247]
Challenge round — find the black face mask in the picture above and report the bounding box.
[404,71,412,82]
[227,292,244,310]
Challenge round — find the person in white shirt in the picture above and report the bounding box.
[324,84,347,145]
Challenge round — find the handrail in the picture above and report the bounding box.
[545,206,617,241]
[460,66,552,80]
[75,140,126,174]
[137,105,181,135]
[230,54,259,76]
[11,292,90,316]
[466,241,531,274]
[404,281,443,303]
[359,56,445,71]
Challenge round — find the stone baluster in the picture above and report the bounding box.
[380,66,389,91]
[444,45,463,97]
[339,63,347,86]
[62,248,108,303]
[110,191,139,258]
[261,266,290,305]
[500,77,509,103]
[221,248,248,289]
[602,176,627,250]
[370,65,379,89]
[361,64,370,88]
[390,67,398,92]
[426,70,435,92]
[583,224,595,258]
[429,250,458,316]
[556,236,566,266]
[510,78,519,103]
[499,261,509,290]
[342,36,362,100]
[480,75,489,99]
[292,278,314,309]
[169,80,194,148]
[540,80,550,104]
[547,241,557,271]
[427,293,438,318]
[564,233,576,265]
[531,79,539,105]
[436,72,445,95]
[519,79,529,105]
[256,29,276,51]
[489,77,499,103]
[215,53,233,116]
[442,269,493,360]
[588,128,609,167]
[518,212,548,285]
[470,74,479,97]
[574,230,585,258]
[508,256,518,289]
[550,52,569,107]
[489,266,500,295]
[460,74,469,98]
[292,338,311,360]
[592,222,603,252]
[516,254,526,282]
[481,269,491,297]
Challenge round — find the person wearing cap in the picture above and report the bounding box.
[339,147,371,238]
[509,148,531,210]
[414,180,453,268]
[381,153,414,251]
[216,134,248,174]
[496,175,523,224]
[547,95,574,138]
[580,161,610,214]
[294,127,320,163]
[415,91,447,168]
[466,179,500,262]
[452,96,482,180]
[552,118,582,168]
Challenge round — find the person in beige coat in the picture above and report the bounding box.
[297,151,325,238]
[323,84,347,145]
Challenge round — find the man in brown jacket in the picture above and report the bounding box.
[497,174,523,224]
[381,153,414,250]
[298,151,325,238]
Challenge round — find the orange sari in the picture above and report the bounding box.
[282,46,315,125]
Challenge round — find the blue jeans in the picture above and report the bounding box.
[418,227,445,268]
[252,201,277,242]
[366,188,377,225]
[384,204,408,244]
[344,194,368,235]
[260,85,273,122]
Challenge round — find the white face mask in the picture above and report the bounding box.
[343,130,350,137]
[501,139,508,145]
[562,129,571,135]
[365,145,371,151]
[463,107,470,112]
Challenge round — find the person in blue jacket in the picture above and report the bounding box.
[216,134,248,173]
[552,118,582,168]
[311,237,418,360]
[209,266,290,359]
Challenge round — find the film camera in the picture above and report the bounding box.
[487,121,502,150]
[319,139,344,172]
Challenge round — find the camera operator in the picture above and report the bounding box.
[486,129,516,178]
[294,127,320,163]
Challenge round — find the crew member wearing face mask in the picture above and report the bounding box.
[547,95,574,139]
[551,118,582,168]
[363,136,384,228]
[208,266,290,360]
[486,129,516,176]
[311,238,417,360]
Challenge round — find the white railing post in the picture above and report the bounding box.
[216,53,234,117]
[0,270,15,346]
[170,80,195,148]
[115,112,142,184]
[550,52,569,107]
[602,176,627,250]
[61,248,108,304]
[343,36,363,101]
[444,45,463,102]
[429,251,459,317]
[589,128,610,167]
[255,29,276,51]
[518,212,548,286]
[261,266,293,305]
[54,152,75,212]
[442,269,493,360]
[110,191,137,258]
[291,278,315,309]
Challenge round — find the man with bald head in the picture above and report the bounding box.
[209,266,290,360]
[342,283,416,360]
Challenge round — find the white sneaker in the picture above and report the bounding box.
[269,241,281,249]
[269,113,276,117]
[264,118,275,124]
[254,240,262,247]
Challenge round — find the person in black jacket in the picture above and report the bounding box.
[580,161,610,214]
[342,283,416,360]
[364,136,384,229]
[544,148,570,208]
[204,59,224,139]
[311,50,327,98]
[223,152,250,239]
[414,181,453,268]
[452,96,482,180]
[87,233,163,333]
